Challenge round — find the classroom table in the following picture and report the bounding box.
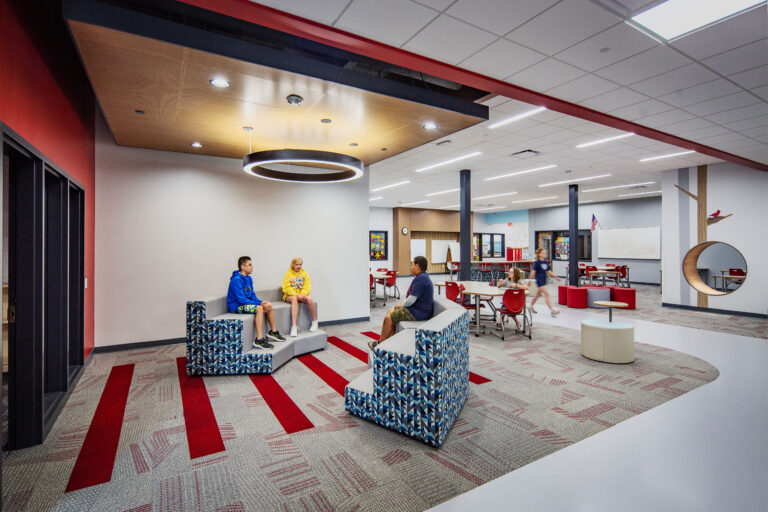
[436,281,529,336]
[370,271,389,307]
[593,300,628,322]
[450,260,536,281]
[712,274,745,292]
[589,270,621,286]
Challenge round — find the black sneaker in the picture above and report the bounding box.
[253,337,274,349]
[267,330,286,342]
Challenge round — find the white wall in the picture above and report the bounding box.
[369,207,393,270]
[662,162,768,315]
[95,115,370,347]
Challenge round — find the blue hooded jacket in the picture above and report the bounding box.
[227,271,262,313]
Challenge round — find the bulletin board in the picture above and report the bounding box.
[369,230,388,261]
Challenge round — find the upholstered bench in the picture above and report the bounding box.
[566,286,588,308]
[558,285,568,305]
[610,286,636,309]
[395,299,451,332]
[346,297,470,447]
[581,319,634,363]
[185,288,326,375]
[586,287,611,307]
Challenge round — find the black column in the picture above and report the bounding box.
[460,169,471,281]
[569,184,579,286]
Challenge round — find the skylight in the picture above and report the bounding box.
[632,0,765,40]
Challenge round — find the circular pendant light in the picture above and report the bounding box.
[243,149,364,183]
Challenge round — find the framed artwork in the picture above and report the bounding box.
[369,230,388,261]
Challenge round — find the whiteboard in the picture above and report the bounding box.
[597,226,660,259]
[410,239,427,261]
[431,240,451,263]
[448,242,460,261]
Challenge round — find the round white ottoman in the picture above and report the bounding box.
[587,287,611,308]
[580,319,634,363]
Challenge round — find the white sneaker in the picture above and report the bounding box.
[530,306,538,314]
[551,308,560,317]
[290,325,298,337]
[309,321,319,332]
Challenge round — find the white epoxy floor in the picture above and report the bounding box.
[428,304,768,512]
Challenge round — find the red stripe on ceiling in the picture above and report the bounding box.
[176,0,767,172]
[176,358,226,459]
[66,364,134,492]
[297,353,349,396]
[249,374,315,434]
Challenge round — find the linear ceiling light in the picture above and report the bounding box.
[632,0,764,40]
[440,204,460,209]
[476,206,505,211]
[369,196,383,201]
[473,191,518,200]
[618,190,662,197]
[414,151,482,173]
[575,133,634,148]
[583,181,655,193]
[426,188,460,197]
[508,196,558,204]
[640,150,695,162]
[372,180,410,192]
[401,200,430,207]
[488,107,546,129]
[539,174,612,187]
[485,164,557,182]
[545,200,595,206]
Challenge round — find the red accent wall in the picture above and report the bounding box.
[0,0,96,358]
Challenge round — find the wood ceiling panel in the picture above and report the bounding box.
[68,21,484,164]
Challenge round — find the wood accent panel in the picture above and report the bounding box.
[696,166,708,307]
[411,209,462,232]
[411,231,460,275]
[67,21,484,164]
[392,208,473,275]
[683,241,726,297]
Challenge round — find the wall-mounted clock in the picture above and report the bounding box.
[401,227,409,235]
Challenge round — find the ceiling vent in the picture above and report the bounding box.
[629,184,649,189]
[510,149,540,159]
[436,140,452,146]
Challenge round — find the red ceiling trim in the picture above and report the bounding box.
[177,0,767,172]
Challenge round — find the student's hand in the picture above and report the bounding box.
[296,294,305,301]
[394,305,402,310]
[262,301,272,313]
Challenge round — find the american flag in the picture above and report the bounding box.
[591,214,598,232]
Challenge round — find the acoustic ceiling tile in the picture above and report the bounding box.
[658,79,742,108]
[684,92,761,117]
[628,63,719,97]
[250,0,349,25]
[506,0,620,56]
[752,85,768,101]
[404,15,498,64]
[580,87,648,111]
[670,6,768,60]
[460,38,546,79]
[413,0,454,10]
[546,74,620,103]
[725,113,768,132]
[445,0,560,36]
[609,98,675,120]
[683,125,733,140]
[555,22,658,72]
[336,0,438,46]
[702,39,768,77]
[741,126,767,141]
[507,58,587,92]
[594,45,692,86]
[730,65,768,89]
[661,118,716,134]
[636,109,696,128]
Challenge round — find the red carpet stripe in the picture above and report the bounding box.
[297,354,349,396]
[249,374,314,434]
[175,357,225,459]
[360,331,492,385]
[328,336,368,363]
[65,364,135,492]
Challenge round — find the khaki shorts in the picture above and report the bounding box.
[390,307,416,324]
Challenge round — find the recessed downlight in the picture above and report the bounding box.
[350,143,359,147]
[190,142,203,148]
[209,78,230,88]
[134,109,145,115]
[423,121,437,130]
[321,118,332,124]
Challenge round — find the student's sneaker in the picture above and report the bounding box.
[267,330,286,342]
[551,308,560,317]
[253,337,274,350]
[529,306,538,314]
[367,340,378,351]
[309,321,319,332]
[290,326,298,337]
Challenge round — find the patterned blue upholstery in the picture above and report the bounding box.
[345,301,470,447]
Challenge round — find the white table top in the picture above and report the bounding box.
[436,281,529,296]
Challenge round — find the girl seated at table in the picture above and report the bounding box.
[282,257,318,336]
[497,267,528,329]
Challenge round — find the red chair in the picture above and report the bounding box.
[478,262,494,282]
[376,267,389,286]
[458,284,487,322]
[605,263,616,267]
[498,289,531,339]
[445,281,462,303]
[384,270,400,299]
[584,265,598,285]
[729,268,745,276]
[478,279,497,320]
[369,274,376,305]
[616,265,630,287]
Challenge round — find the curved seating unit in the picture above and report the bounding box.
[186,288,326,375]
[581,320,634,364]
[345,298,470,447]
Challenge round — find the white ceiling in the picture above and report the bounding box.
[249,0,768,209]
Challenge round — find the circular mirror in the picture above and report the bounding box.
[682,241,747,295]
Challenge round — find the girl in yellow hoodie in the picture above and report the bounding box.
[282,257,318,336]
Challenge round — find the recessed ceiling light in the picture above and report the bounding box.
[423,121,438,130]
[401,200,430,207]
[381,148,388,151]
[350,143,358,147]
[134,109,145,115]
[631,0,764,40]
[583,181,655,193]
[485,164,557,181]
[242,126,253,132]
[539,174,612,187]
[209,78,230,88]
[575,133,634,148]
[369,196,383,201]
[640,150,695,162]
[488,107,546,129]
[414,151,482,173]
[190,142,203,148]
[321,118,332,124]
[473,191,518,200]
[426,188,460,197]
[618,190,662,197]
[508,196,558,204]
[372,180,410,192]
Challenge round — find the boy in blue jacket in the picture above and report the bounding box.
[228,256,286,349]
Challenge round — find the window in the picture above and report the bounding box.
[474,233,504,259]
[551,230,592,261]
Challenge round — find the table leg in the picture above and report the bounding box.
[608,307,613,322]
[475,296,481,337]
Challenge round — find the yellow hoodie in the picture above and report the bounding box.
[282,266,311,300]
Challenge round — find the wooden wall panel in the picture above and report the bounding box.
[697,165,708,307]
[392,208,473,275]
[411,231,459,274]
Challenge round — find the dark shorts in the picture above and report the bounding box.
[390,307,416,324]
